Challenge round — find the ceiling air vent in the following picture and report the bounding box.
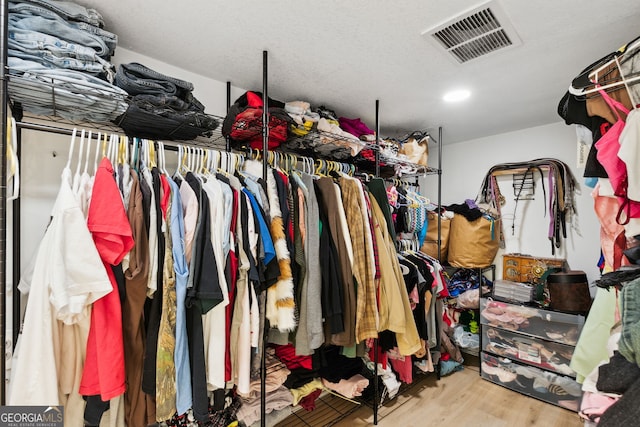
[422,1,521,64]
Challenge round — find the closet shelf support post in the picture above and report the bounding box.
[260,49,269,427]
[0,0,8,405]
[226,81,231,153]
[11,130,19,354]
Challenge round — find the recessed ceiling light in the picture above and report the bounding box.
[443,89,471,102]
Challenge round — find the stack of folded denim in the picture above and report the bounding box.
[113,62,219,141]
[7,0,128,122]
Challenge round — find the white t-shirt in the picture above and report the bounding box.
[10,167,111,405]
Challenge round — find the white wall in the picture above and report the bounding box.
[422,122,601,286]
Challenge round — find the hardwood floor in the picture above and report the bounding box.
[275,362,584,427]
[331,366,584,427]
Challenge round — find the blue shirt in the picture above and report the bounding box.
[243,188,276,265]
[169,177,192,415]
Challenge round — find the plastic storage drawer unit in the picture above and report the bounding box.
[481,352,582,412]
[480,297,585,346]
[482,326,576,377]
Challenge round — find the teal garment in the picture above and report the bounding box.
[570,287,619,383]
[619,278,640,366]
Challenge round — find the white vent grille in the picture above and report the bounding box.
[423,1,521,64]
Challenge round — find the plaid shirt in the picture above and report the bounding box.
[340,177,379,342]
[362,189,381,280]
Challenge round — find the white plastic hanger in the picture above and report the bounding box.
[83,131,93,176]
[157,141,168,176]
[66,128,78,171]
[572,39,640,97]
[73,129,86,192]
[7,117,20,201]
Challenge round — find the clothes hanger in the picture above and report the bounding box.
[237,153,245,174]
[174,144,184,180]
[588,36,640,82]
[71,129,85,193]
[7,117,19,201]
[149,140,158,170]
[213,150,223,174]
[108,133,117,166]
[93,132,103,175]
[130,137,139,172]
[83,130,92,177]
[66,128,78,172]
[571,38,640,97]
[117,135,128,167]
[158,141,169,176]
[200,148,211,176]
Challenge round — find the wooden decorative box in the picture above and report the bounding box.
[502,254,567,284]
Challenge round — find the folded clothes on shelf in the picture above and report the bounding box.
[8,57,128,122]
[114,62,220,140]
[8,0,116,82]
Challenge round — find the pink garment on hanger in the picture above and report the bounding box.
[594,88,640,224]
[592,185,629,270]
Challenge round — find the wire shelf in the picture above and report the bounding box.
[8,68,439,171]
[8,70,227,147]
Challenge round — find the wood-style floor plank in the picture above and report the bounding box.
[330,366,584,427]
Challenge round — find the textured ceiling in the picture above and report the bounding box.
[78,0,640,144]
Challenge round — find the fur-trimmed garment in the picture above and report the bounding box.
[243,161,296,332]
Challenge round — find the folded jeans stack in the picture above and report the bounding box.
[114,62,220,140]
[7,0,127,122]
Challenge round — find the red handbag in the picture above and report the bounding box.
[594,88,638,224]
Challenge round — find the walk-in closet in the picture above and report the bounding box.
[2,1,640,427]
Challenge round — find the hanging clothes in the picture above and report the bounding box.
[10,165,112,406]
[122,169,151,427]
[339,176,378,343]
[80,157,134,411]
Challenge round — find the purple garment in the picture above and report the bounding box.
[465,199,479,210]
[338,117,374,138]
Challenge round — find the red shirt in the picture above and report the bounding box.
[79,158,134,400]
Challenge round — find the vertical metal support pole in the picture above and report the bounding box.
[0,0,8,405]
[373,339,379,425]
[11,130,19,351]
[437,126,442,262]
[226,81,231,153]
[436,126,443,381]
[260,50,268,427]
[373,99,380,425]
[374,100,380,178]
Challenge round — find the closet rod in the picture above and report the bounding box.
[14,121,234,155]
[0,0,8,406]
